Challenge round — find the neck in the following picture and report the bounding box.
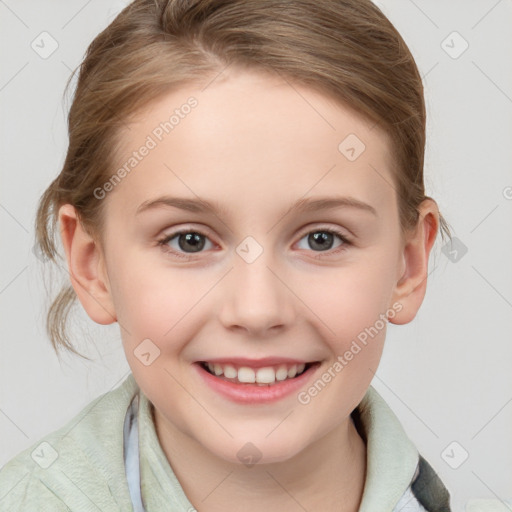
[154,407,367,512]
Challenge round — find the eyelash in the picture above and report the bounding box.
[156,225,352,261]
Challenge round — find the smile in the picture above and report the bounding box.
[200,361,311,385]
[194,360,322,404]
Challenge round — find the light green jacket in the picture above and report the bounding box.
[0,373,450,511]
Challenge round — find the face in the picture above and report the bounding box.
[89,68,408,464]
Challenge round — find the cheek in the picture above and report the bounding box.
[109,257,218,364]
[297,251,398,350]
[107,255,188,339]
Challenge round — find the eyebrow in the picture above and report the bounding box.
[135,195,377,217]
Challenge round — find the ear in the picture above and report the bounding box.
[389,198,440,325]
[58,204,117,325]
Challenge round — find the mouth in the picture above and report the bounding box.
[194,359,322,404]
[197,360,319,386]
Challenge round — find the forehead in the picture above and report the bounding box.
[106,68,396,221]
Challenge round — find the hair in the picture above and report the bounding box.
[35,0,452,360]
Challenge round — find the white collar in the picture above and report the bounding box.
[124,393,147,512]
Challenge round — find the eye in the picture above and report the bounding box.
[295,227,351,259]
[157,228,214,259]
[156,225,352,260]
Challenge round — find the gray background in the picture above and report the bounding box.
[1,1,511,510]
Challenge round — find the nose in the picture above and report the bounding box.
[217,246,296,336]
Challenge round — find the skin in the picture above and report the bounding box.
[58,67,439,511]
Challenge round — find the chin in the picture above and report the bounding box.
[204,434,304,467]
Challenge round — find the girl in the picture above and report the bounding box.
[1,0,453,510]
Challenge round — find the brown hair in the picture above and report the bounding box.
[35,0,452,360]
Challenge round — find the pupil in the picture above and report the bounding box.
[179,233,204,252]
[309,232,333,251]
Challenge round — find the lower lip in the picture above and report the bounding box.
[193,362,321,404]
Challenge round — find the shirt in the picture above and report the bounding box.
[0,372,451,511]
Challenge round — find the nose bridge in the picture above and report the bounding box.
[218,235,295,333]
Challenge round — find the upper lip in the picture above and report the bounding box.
[197,357,317,368]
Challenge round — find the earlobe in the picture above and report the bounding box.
[58,204,117,325]
[389,199,440,325]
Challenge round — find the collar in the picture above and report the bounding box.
[352,386,420,511]
[125,380,422,511]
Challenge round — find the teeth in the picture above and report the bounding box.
[275,366,289,381]
[238,367,256,383]
[203,361,310,384]
[255,367,275,384]
[223,364,237,379]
